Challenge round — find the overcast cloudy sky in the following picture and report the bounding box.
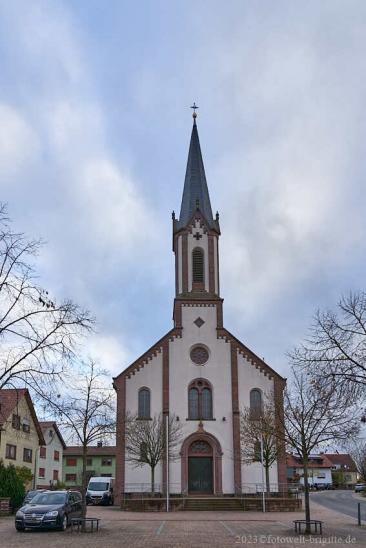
[1,1,366,380]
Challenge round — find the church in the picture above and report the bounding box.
[113,110,287,503]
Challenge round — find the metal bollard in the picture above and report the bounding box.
[358,502,361,526]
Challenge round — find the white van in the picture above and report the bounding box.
[86,477,115,505]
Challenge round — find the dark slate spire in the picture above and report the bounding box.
[176,113,219,231]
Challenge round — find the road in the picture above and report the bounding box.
[311,489,365,521]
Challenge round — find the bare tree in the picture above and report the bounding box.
[39,360,115,523]
[0,204,94,391]
[290,292,366,391]
[125,413,183,493]
[240,397,279,493]
[349,439,366,482]
[281,369,360,533]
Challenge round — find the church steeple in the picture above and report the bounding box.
[176,107,219,232]
[172,108,221,303]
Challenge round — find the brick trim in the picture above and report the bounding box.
[162,341,170,494]
[274,376,287,492]
[182,233,188,293]
[208,234,215,294]
[180,430,223,494]
[217,328,285,382]
[114,375,126,505]
[230,342,241,493]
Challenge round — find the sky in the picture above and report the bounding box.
[1,0,366,381]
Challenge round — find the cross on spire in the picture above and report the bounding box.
[190,102,199,122]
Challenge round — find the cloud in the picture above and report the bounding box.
[0,104,41,178]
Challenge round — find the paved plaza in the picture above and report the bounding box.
[1,498,366,547]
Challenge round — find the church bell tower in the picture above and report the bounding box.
[172,106,222,327]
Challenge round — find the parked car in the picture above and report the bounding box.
[86,477,114,505]
[15,490,82,531]
[23,489,47,505]
[355,483,366,493]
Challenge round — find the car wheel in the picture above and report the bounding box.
[61,515,68,531]
[15,525,25,532]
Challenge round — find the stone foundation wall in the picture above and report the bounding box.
[0,498,10,516]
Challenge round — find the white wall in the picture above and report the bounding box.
[237,353,278,487]
[124,352,163,488]
[169,304,234,493]
[37,427,64,487]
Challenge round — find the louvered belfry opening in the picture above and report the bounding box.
[192,247,204,285]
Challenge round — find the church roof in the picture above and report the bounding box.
[176,119,219,232]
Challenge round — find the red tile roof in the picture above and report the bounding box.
[63,445,116,456]
[0,388,45,445]
[326,454,357,472]
[286,453,334,469]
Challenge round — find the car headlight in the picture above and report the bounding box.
[44,511,59,517]
[16,511,24,518]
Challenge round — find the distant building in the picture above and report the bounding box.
[286,453,333,487]
[63,445,116,488]
[0,389,45,485]
[37,422,66,489]
[326,453,358,487]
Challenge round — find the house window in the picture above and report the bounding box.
[250,389,262,419]
[138,388,151,419]
[39,468,45,478]
[86,458,93,466]
[188,379,213,419]
[192,247,204,283]
[54,450,60,461]
[22,419,30,433]
[23,448,33,463]
[65,473,76,482]
[40,447,46,459]
[101,473,112,477]
[101,458,112,466]
[66,458,77,466]
[53,470,59,481]
[12,414,20,430]
[5,444,16,460]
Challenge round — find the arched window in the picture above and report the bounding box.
[250,389,262,419]
[188,379,213,419]
[192,248,204,283]
[188,388,199,419]
[138,388,151,419]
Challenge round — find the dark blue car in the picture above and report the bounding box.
[15,490,82,531]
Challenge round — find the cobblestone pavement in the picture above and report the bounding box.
[1,500,366,547]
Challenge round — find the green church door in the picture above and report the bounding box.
[188,456,213,493]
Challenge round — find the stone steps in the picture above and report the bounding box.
[183,498,244,511]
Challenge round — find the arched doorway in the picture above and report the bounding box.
[188,440,213,493]
[181,431,223,495]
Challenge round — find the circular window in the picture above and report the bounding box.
[190,345,209,365]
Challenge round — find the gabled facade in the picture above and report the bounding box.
[286,454,333,487]
[0,389,45,482]
[37,421,66,488]
[114,113,287,502]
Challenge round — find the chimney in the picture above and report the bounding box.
[97,441,102,448]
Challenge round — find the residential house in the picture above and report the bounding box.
[287,453,333,487]
[37,422,66,488]
[326,454,358,487]
[63,445,116,488]
[0,389,45,485]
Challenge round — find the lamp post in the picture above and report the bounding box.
[260,433,266,512]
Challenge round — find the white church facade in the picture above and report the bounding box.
[114,112,287,502]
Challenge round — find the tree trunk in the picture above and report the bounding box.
[81,444,87,531]
[265,465,270,494]
[151,466,155,494]
[303,462,311,534]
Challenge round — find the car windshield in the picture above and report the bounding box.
[31,492,66,505]
[89,482,109,491]
[26,491,37,498]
